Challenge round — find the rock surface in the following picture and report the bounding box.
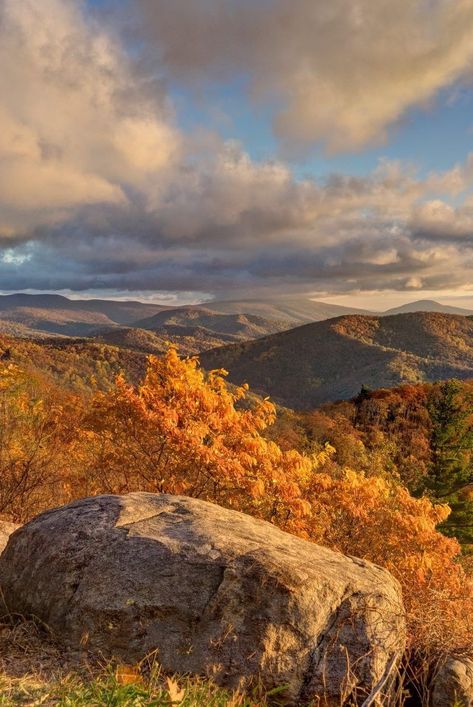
[0,521,19,555]
[0,493,405,704]
[432,657,473,706]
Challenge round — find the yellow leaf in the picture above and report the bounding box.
[166,676,186,703]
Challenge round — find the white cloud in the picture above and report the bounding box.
[132,0,473,151]
[0,0,179,233]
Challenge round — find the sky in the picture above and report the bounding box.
[2,0,473,307]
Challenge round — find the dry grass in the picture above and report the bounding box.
[0,617,285,706]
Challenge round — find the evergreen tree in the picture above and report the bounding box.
[426,379,473,545]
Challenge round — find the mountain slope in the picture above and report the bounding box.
[134,306,292,337]
[0,334,148,390]
[91,325,235,356]
[0,294,172,336]
[384,299,473,316]
[199,297,373,324]
[200,312,473,409]
[0,306,116,336]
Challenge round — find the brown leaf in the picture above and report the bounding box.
[115,663,142,685]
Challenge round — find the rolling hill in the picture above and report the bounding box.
[199,296,373,324]
[0,294,172,336]
[0,333,149,391]
[90,325,235,356]
[383,299,473,316]
[90,328,177,355]
[0,306,116,337]
[200,312,473,409]
[90,308,293,356]
[135,306,292,336]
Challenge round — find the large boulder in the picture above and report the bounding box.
[0,521,19,555]
[0,493,405,704]
[432,657,473,706]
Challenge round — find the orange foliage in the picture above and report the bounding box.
[81,349,473,656]
[84,349,313,523]
[0,362,84,521]
[0,348,472,659]
[305,469,472,654]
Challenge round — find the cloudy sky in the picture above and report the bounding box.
[2,0,473,307]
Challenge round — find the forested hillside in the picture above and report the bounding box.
[0,334,147,391]
[270,380,473,546]
[202,312,473,408]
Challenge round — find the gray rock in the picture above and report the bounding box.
[0,493,405,704]
[432,657,473,706]
[0,521,19,555]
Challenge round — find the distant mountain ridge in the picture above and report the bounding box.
[89,308,293,356]
[0,293,171,322]
[1,293,473,351]
[383,299,473,316]
[199,296,373,323]
[0,293,371,341]
[0,294,172,337]
[201,312,473,409]
[135,306,292,336]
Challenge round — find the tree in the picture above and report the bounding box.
[0,362,82,521]
[85,348,314,528]
[426,379,473,544]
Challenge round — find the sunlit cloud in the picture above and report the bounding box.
[2,0,473,301]
[131,0,473,152]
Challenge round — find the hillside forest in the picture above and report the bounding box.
[1,334,473,689]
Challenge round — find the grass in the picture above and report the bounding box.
[0,671,272,706]
[0,618,282,706]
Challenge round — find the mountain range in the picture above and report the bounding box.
[382,299,473,316]
[0,293,472,341]
[197,296,373,323]
[3,295,473,408]
[91,307,293,356]
[0,293,169,323]
[201,312,473,409]
[0,293,372,339]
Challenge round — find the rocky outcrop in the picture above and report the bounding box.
[0,521,19,555]
[432,657,473,706]
[0,493,405,704]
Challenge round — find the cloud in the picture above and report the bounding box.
[0,0,180,235]
[130,0,473,152]
[2,0,473,300]
[411,198,473,242]
[4,150,473,298]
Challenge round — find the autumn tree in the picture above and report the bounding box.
[85,348,314,527]
[0,362,83,521]
[305,468,473,655]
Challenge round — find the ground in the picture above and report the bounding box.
[0,618,277,706]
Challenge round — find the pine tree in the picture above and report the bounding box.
[426,379,473,545]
